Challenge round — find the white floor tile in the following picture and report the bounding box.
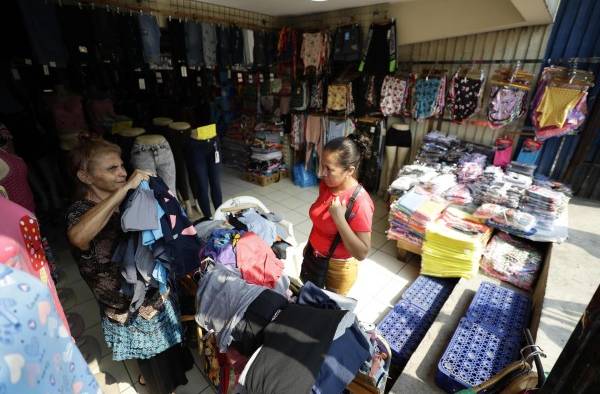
[372,216,389,234]
[98,355,134,392]
[280,209,310,226]
[379,240,399,257]
[175,366,211,394]
[371,231,388,250]
[279,195,306,210]
[375,264,419,306]
[355,298,392,325]
[293,203,313,215]
[295,230,310,245]
[368,250,406,275]
[294,219,313,235]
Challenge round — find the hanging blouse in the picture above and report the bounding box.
[300,32,330,75]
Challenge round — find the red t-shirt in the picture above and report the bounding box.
[308,181,374,259]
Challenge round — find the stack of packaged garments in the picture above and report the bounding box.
[520,185,570,231]
[474,203,537,237]
[421,208,493,279]
[507,161,537,177]
[408,197,449,245]
[472,169,531,208]
[387,188,431,247]
[388,164,439,198]
[443,184,473,205]
[222,116,254,171]
[457,153,487,183]
[248,124,285,176]
[531,66,594,141]
[421,172,457,196]
[415,131,461,164]
[481,232,543,291]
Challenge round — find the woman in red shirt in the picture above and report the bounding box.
[301,137,374,295]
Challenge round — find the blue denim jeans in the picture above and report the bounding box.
[138,14,161,64]
[185,21,203,67]
[18,0,68,67]
[186,138,223,218]
[131,141,177,193]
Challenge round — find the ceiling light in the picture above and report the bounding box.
[311,0,328,2]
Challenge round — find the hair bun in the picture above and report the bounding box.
[348,134,370,159]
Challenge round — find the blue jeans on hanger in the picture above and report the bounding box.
[138,14,161,64]
[186,137,223,218]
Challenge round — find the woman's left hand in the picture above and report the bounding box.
[329,196,347,220]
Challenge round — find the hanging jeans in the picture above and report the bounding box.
[186,137,223,218]
[131,141,177,193]
[138,14,161,65]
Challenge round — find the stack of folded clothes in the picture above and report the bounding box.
[416,131,461,164]
[387,188,431,248]
[409,198,449,245]
[474,203,537,236]
[421,207,492,279]
[388,164,439,198]
[457,153,487,183]
[443,184,473,205]
[248,122,285,176]
[520,185,570,231]
[222,118,253,171]
[481,232,543,291]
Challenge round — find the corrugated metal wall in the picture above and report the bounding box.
[535,0,600,180]
[396,24,553,161]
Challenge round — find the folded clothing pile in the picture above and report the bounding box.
[409,198,449,244]
[457,153,487,183]
[416,131,461,164]
[222,120,252,171]
[520,185,569,231]
[388,164,439,198]
[248,127,285,176]
[421,173,457,196]
[421,216,492,279]
[481,232,543,291]
[443,184,473,205]
[472,169,531,208]
[387,188,431,248]
[506,161,536,177]
[474,203,537,236]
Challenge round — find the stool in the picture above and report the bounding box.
[152,117,173,137]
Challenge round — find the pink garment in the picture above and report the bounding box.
[235,232,284,288]
[88,98,116,133]
[0,198,70,336]
[0,150,36,212]
[51,95,88,132]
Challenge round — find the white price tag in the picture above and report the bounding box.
[227,69,232,79]
[214,150,220,164]
[42,65,50,75]
[138,78,146,90]
[24,58,32,65]
[49,61,57,68]
[237,72,243,83]
[156,72,162,79]
[78,46,88,53]
[370,126,375,134]
[196,76,202,87]
[181,66,187,77]
[248,74,253,84]
[259,73,264,83]
[11,69,20,81]
[270,72,275,81]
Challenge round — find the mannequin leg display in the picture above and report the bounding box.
[394,147,410,175]
[187,138,221,219]
[381,146,399,195]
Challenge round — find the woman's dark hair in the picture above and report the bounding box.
[323,136,367,174]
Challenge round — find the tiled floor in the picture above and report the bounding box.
[55,167,419,393]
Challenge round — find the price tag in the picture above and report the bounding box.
[49,61,56,68]
[24,58,32,65]
[270,72,275,81]
[344,31,350,41]
[11,68,20,81]
[248,74,253,84]
[138,78,146,90]
[227,69,232,79]
[79,46,88,53]
[196,76,202,87]
[42,65,50,75]
[370,126,375,134]
[279,131,284,137]
[181,66,187,77]
[237,73,243,83]
[259,73,264,83]
[214,150,220,164]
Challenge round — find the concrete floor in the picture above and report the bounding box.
[54,167,419,393]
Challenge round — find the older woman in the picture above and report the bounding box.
[66,138,193,393]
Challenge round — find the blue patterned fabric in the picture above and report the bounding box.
[414,79,442,119]
[102,296,183,361]
[0,265,100,393]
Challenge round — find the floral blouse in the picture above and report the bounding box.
[66,200,164,324]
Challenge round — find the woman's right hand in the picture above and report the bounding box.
[125,169,153,191]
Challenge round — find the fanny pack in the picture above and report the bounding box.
[300,185,363,288]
